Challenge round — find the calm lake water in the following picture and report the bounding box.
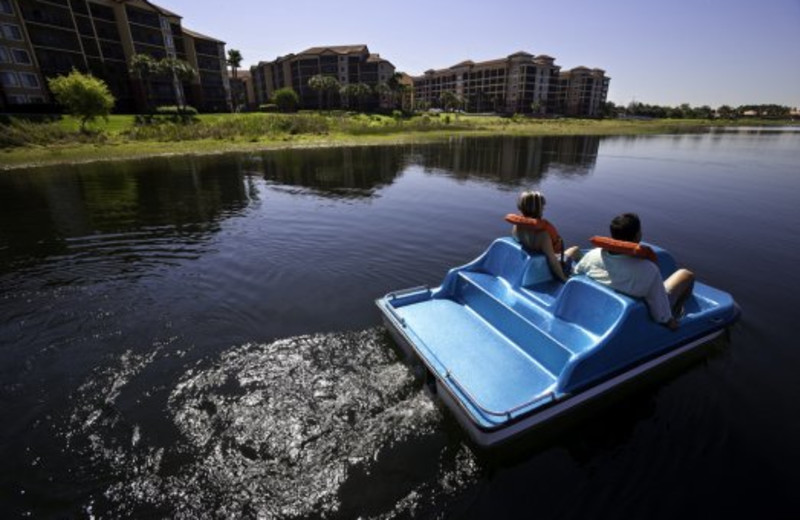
[1,129,799,518]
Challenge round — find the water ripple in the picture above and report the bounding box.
[64,329,481,518]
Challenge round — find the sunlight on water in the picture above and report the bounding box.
[65,329,480,518]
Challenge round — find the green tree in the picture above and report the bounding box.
[353,83,372,112]
[440,90,461,112]
[48,69,115,132]
[375,82,392,109]
[308,74,340,110]
[271,87,299,112]
[308,74,326,109]
[716,105,735,119]
[385,72,405,110]
[600,101,617,118]
[695,105,714,119]
[340,83,358,110]
[341,83,372,112]
[227,49,243,78]
[159,57,197,111]
[129,53,160,112]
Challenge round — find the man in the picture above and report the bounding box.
[573,213,694,330]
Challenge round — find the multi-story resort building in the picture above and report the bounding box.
[0,0,230,112]
[251,45,396,110]
[554,66,610,117]
[414,52,560,115]
[412,52,610,117]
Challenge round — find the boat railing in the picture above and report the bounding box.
[445,374,555,420]
[386,286,431,326]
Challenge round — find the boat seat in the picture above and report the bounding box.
[554,277,627,337]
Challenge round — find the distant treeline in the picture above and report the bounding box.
[605,102,793,119]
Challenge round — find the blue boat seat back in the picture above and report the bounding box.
[471,238,554,286]
[521,254,553,286]
[554,277,628,337]
[476,239,531,282]
[649,244,678,280]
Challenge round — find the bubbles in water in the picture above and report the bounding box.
[65,328,482,518]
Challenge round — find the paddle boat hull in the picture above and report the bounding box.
[376,238,739,447]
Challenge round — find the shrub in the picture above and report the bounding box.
[271,88,300,113]
[47,70,115,132]
[155,105,198,116]
[0,118,104,148]
[123,113,333,142]
[259,104,278,113]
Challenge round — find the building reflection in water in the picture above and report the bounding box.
[411,135,600,185]
[0,136,600,274]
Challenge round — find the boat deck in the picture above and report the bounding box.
[395,298,556,420]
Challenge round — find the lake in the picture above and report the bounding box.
[1,129,799,518]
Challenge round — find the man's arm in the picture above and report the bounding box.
[643,267,675,329]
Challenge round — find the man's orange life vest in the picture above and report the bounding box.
[589,236,658,263]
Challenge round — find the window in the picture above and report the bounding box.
[2,23,23,41]
[28,95,46,103]
[0,45,8,63]
[7,94,28,104]
[0,0,12,15]
[1,70,19,87]
[12,48,31,64]
[20,72,39,88]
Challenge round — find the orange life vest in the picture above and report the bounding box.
[589,236,658,263]
[505,214,563,253]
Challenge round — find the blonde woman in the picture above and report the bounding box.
[507,191,580,282]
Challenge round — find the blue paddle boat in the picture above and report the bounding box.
[376,237,739,447]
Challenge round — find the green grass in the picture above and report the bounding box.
[1,112,794,170]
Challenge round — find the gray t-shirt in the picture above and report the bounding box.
[574,248,671,323]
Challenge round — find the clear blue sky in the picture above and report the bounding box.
[159,0,800,108]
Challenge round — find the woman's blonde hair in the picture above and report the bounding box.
[517,191,546,218]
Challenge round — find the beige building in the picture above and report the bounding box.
[413,51,609,117]
[229,68,256,111]
[0,0,230,112]
[555,67,610,117]
[413,52,561,114]
[251,44,396,110]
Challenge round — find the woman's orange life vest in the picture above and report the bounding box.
[589,236,658,263]
[505,214,563,253]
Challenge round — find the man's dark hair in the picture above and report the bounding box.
[610,213,641,241]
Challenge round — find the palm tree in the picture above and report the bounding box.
[440,91,461,112]
[309,75,342,110]
[308,74,326,110]
[353,83,372,112]
[321,76,340,110]
[385,72,404,110]
[227,49,243,79]
[129,53,159,113]
[160,57,196,111]
[340,83,358,110]
[374,82,392,110]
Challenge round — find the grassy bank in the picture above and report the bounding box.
[1,112,793,170]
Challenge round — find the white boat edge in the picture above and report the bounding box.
[379,304,725,448]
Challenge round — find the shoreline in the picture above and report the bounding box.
[2,117,795,171]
